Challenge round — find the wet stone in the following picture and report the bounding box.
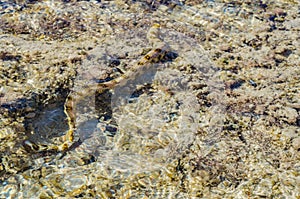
[0,0,299,198]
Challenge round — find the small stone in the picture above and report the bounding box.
[292,137,300,150]
[282,126,298,139]
[25,112,36,119]
[157,5,169,12]
[276,106,298,124]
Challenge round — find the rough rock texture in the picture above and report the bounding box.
[0,0,299,198]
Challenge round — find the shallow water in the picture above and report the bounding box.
[0,0,299,198]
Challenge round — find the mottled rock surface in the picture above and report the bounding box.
[0,0,299,198]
